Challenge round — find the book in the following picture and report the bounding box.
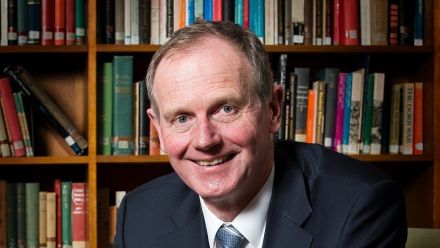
[75,0,85,44]
[286,73,297,140]
[313,80,325,145]
[413,0,423,46]
[25,182,40,248]
[17,183,26,248]
[370,73,385,155]
[27,0,41,44]
[348,69,364,154]
[399,0,413,45]
[61,181,72,248]
[388,0,399,45]
[14,92,33,156]
[98,62,113,155]
[54,179,62,248]
[112,56,134,155]
[149,122,160,155]
[139,0,150,44]
[97,188,110,248]
[342,73,352,154]
[401,82,414,154]
[39,192,48,248]
[71,183,86,248]
[46,192,56,248]
[4,66,88,155]
[41,0,55,45]
[360,0,388,46]
[413,82,423,154]
[138,80,149,155]
[7,183,17,248]
[65,0,75,45]
[7,0,18,45]
[124,0,131,44]
[0,102,11,157]
[114,0,124,44]
[389,83,402,154]
[0,180,6,248]
[0,77,26,157]
[293,67,310,142]
[361,74,374,154]
[150,0,159,44]
[0,0,7,46]
[130,0,139,44]
[342,0,359,45]
[17,0,27,45]
[292,0,305,44]
[318,68,339,148]
[333,72,346,152]
[305,89,315,144]
[104,0,115,44]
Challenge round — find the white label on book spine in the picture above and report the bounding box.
[324,138,332,147]
[29,31,40,39]
[43,31,53,39]
[8,32,18,40]
[118,141,129,149]
[115,32,124,41]
[415,143,423,151]
[13,141,24,149]
[76,28,85,36]
[65,136,75,146]
[55,32,64,40]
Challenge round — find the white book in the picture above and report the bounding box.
[0,0,7,46]
[264,0,274,45]
[39,192,48,248]
[159,0,167,44]
[131,0,139,44]
[401,83,414,155]
[173,0,180,32]
[46,192,56,248]
[370,73,385,155]
[292,0,305,44]
[124,0,132,44]
[348,69,365,155]
[360,0,372,45]
[150,0,160,44]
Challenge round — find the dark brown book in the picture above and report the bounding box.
[104,0,115,44]
[138,0,150,44]
[7,0,18,45]
[388,0,399,45]
[304,0,313,45]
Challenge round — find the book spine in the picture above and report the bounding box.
[203,0,212,21]
[132,81,140,155]
[0,0,7,46]
[186,0,195,25]
[361,74,374,154]
[236,0,243,26]
[46,192,56,248]
[398,0,413,45]
[413,0,423,46]
[27,0,41,44]
[61,182,72,248]
[15,92,33,156]
[413,82,423,154]
[333,73,346,152]
[54,0,65,45]
[158,0,166,44]
[303,0,312,45]
[149,122,160,155]
[71,183,86,248]
[39,192,48,248]
[243,0,249,29]
[342,0,359,45]
[305,89,315,143]
[165,0,173,39]
[371,0,388,45]
[264,0,273,45]
[124,0,131,44]
[370,73,385,155]
[314,81,325,145]
[294,67,310,142]
[41,0,55,45]
[17,0,27,45]
[212,0,221,21]
[348,69,364,155]
[322,68,339,148]
[342,73,352,154]
[0,77,25,157]
[401,82,414,154]
[114,0,124,44]
[65,0,75,45]
[0,181,5,248]
[292,0,305,44]
[16,183,26,248]
[287,73,296,140]
[0,102,11,156]
[222,0,233,22]
[98,62,113,155]
[54,179,61,248]
[104,0,115,44]
[138,0,150,44]
[74,0,85,44]
[7,183,18,248]
[25,182,40,248]
[389,83,401,154]
[139,80,149,154]
[150,0,159,44]
[8,0,18,45]
[3,66,88,155]
[388,0,399,45]
[194,0,203,20]
[112,56,134,155]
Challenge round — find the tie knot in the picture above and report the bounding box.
[215,224,246,248]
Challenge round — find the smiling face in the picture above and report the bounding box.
[147,37,282,220]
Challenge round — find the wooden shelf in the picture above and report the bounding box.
[97,44,161,52]
[0,45,88,53]
[0,156,89,165]
[351,154,433,162]
[97,155,169,164]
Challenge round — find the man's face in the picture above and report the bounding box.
[148,37,281,207]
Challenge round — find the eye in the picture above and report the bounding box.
[221,105,233,113]
[176,115,188,124]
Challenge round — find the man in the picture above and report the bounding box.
[115,20,407,247]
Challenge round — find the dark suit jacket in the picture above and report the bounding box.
[115,141,407,247]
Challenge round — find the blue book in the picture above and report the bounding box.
[235,0,243,26]
[413,0,423,46]
[204,0,212,21]
[186,0,195,25]
[342,73,352,154]
[255,0,264,41]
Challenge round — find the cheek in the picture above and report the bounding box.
[161,129,191,157]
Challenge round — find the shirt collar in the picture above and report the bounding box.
[200,165,275,248]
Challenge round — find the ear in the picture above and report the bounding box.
[268,84,283,134]
[146,108,166,152]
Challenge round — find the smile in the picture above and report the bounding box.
[193,154,234,167]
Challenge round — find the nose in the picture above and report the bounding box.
[192,117,221,151]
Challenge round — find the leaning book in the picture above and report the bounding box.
[3,65,88,155]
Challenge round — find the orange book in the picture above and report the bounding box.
[54,0,66,45]
[149,123,160,155]
[54,179,62,248]
[179,0,186,29]
[0,78,25,157]
[306,90,315,144]
[413,82,423,154]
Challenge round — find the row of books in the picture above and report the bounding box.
[0,180,87,248]
[97,0,424,46]
[98,56,161,156]
[1,66,88,156]
[0,0,86,46]
[276,58,423,155]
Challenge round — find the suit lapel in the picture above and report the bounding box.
[263,148,313,248]
[157,190,209,248]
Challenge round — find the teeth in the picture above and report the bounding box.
[196,155,230,167]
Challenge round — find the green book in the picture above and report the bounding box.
[25,182,39,248]
[75,0,86,44]
[16,183,26,248]
[61,181,72,248]
[98,62,113,155]
[361,74,374,154]
[112,56,134,155]
[7,183,18,248]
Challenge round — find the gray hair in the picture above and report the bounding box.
[145,20,273,116]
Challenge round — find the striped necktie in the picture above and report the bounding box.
[215,224,246,248]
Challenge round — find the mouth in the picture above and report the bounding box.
[192,153,235,167]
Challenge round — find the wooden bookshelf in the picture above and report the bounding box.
[0,0,439,247]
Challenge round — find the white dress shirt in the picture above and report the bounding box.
[200,165,274,248]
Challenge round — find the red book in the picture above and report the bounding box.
[0,78,25,157]
[341,0,359,45]
[413,82,423,154]
[213,0,222,21]
[333,0,342,45]
[54,179,62,248]
[72,182,87,248]
[65,0,75,45]
[54,0,66,45]
[41,0,55,45]
[243,0,249,29]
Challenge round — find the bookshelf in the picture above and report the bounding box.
[0,0,439,247]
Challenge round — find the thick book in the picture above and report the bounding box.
[401,82,414,154]
[41,0,55,45]
[65,0,75,45]
[25,182,40,248]
[7,183,17,248]
[0,180,6,248]
[98,62,113,155]
[27,0,41,44]
[360,0,388,46]
[71,182,86,248]
[342,0,359,45]
[413,82,423,154]
[370,73,385,155]
[4,65,88,155]
[0,77,25,157]
[54,0,65,45]
[112,56,134,155]
[293,67,310,142]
